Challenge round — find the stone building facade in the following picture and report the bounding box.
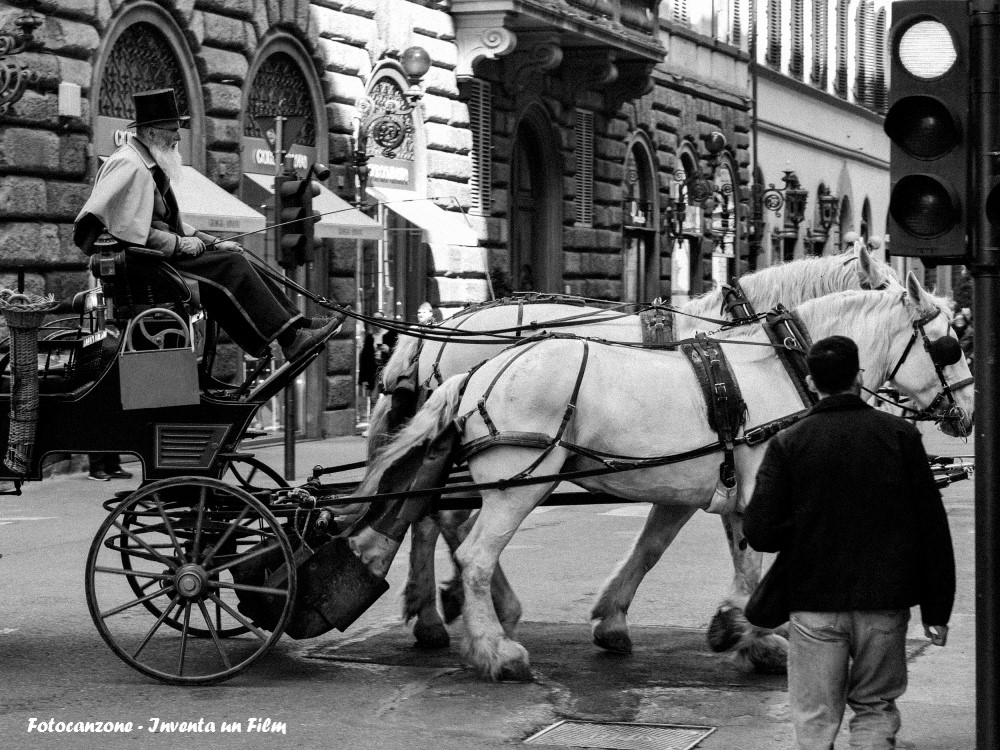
[11,0,904,441]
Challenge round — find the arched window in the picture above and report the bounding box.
[622,136,658,303]
[812,0,829,89]
[790,0,805,79]
[856,0,876,108]
[766,0,782,70]
[244,52,317,148]
[835,0,850,98]
[861,197,872,243]
[99,23,189,123]
[710,160,738,287]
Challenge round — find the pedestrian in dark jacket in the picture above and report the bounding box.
[744,335,955,750]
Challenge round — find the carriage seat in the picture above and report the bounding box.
[88,246,201,324]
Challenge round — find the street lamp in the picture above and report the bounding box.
[0,8,43,114]
[806,184,840,254]
[352,46,431,210]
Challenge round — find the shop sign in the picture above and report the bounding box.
[368,156,414,190]
[241,136,316,175]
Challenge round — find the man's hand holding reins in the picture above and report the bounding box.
[212,240,243,254]
[176,235,205,258]
[925,624,948,647]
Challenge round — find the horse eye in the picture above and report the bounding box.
[927,336,963,366]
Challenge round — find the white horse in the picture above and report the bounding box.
[366,246,901,649]
[351,274,973,680]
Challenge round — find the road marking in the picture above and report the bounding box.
[0,516,57,525]
[600,506,651,517]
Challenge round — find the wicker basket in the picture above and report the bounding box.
[0,290,59,474]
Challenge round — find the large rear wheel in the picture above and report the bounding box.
[86,477,296,685]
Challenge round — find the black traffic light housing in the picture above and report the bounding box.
[273,162,327,268]
[885,0,970,263]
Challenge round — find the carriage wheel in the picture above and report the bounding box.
[86,477,296,685]
[117,460,288,639]
[223,456,289,493]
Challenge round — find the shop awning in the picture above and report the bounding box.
[366,186,479,247]
[176,166,266,235]
[243,173,382,241]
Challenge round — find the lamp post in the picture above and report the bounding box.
[352,46,431,212]
[760,170,808,261]
[0,8,43,114]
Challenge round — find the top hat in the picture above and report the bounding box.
[129,89,190,128]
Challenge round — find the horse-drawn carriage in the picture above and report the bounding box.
[0,239,976,685]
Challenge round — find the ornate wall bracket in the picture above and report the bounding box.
[454,16,518,79]
[558,49,618,107]
[504,34,563,96]
[0,10,42,114]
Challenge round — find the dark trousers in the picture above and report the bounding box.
[169,250,302,356]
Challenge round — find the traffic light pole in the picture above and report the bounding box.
[272,115,297,481]
[970,6,1000,747]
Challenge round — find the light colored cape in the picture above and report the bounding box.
[74,139,173,246]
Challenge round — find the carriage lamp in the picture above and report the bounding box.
[352,46,431,212]
[760,170,809,235]
[0,9,43,114]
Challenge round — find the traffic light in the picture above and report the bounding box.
[275,167,308,268]
[884,1,970,263]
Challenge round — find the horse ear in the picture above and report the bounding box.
[857,243,874,282]
[905,270,931,309]
[853,239,865,255]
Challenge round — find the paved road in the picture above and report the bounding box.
[0,427,975,749]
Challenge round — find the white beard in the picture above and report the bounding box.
[148,142,184,186]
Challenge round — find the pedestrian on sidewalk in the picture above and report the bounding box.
[744,335,955,750]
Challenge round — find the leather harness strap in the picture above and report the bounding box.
[763,305,817,408]
[720,279,757,324]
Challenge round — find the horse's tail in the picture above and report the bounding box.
[367,334,422,460]
[354,373,466,498]
[379,334,420,395]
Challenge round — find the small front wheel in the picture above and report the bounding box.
[86,477,297,685]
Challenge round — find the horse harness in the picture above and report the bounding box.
[883,306,974,423]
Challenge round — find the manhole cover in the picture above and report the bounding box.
[524,720,716,750]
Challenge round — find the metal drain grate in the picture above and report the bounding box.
[524,720,716,750]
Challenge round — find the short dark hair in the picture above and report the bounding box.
[806,335,860,394]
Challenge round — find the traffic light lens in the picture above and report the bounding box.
[883,96,958,159]
[898,20,957,79]
[889,175,960,239]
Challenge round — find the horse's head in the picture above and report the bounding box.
[886,272,974,437]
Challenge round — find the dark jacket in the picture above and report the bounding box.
[358,332,377,388]
[744,393,955,625]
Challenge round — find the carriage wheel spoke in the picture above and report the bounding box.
[132,596,180,660]
[177,602,192,676]
[206,593,268,641]
[196,600,232,670]
[152,493,187,564]
[207,542,282,576]
[94,565,174,583]
[201,504,252,568]
[111,520,177,569]
[192,485,207,560]
[210,579,289,597]
[100,584,176,620]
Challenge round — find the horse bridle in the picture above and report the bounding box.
[884,306,974,425]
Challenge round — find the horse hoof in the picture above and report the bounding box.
[593,630,633,654]
[739,633,788,675]
[497,661,533,682]
[413,622,450,649]
[440,583,464,624]
[708,607,744,652]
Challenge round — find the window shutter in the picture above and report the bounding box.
[790,0,804,79]
[732,0,742,46]
[467,79,492,214]
[812,0,829,89]
[766,0,782,70]
[575,109,594,227]
[673,0,688,24]
[874,7,888,113]
[835,0,849,98]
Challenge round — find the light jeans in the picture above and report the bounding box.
[788,609,910,750]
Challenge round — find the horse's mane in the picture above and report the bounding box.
[680,253,900,318]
